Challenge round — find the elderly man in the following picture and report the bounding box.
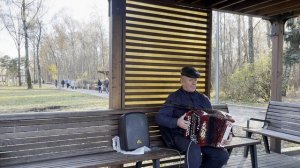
[155,66,229,168]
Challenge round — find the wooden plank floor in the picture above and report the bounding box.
[153,152,300,168]
[226,152,300,168]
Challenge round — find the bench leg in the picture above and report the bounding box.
[243,132,253,157]
[262,135,270,153]
[249,144,258,168]
[152,159,160,168]
[135,161,142,168]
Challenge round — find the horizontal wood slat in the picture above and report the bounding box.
[127,2,208,21]
[126,17,208,35]
[126,23,208,38]
[124,0,210,108]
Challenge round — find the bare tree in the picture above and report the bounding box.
[266,21,272,49]
[22,0,44,89]
[0,3,23,86]
[29,18,43,87]
[43,33,62,88]
[36,19,42,87]
[237,15,241,66]
[38,9,109,87]
[2,0,44,89]
[248,16,254,63]
[210,12,272,101]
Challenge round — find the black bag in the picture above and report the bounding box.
[119,112,150,151]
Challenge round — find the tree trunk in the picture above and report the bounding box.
[248,17,254,63]
[33,45,36,83]
[243,17,248,62]
[248,16,255,92]
[238,15,241,66]
[17,45,22,86]
[282,65,291,96]
[37,20,42,88]
[37,45,41,88]
[267,22,272,48]
[22,0,32,89]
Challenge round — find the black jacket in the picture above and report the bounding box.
[155,88,212,148]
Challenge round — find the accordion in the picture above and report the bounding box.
[184,109,233,147]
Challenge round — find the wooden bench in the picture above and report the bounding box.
[243,101,300,154]
[0,108,177,168]
[0,104,260,168]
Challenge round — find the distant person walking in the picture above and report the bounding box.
[97,80,102,93]
[61,80,65,88]
[55,80,58,88]
[66,79,70,88]
[104,78,109,93]
[70,80,76,89]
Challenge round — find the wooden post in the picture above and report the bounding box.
[207,10,213,98]
[270,19,284,153]
[109,0,125,109]
[109,0,125,166]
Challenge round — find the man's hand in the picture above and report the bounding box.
[227,116,235,123]
[177,113,190,129]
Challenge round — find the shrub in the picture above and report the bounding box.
[225,55,271,102]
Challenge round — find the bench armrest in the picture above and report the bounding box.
[247,118,270,128]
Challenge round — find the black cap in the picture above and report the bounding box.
[181,66,200,78]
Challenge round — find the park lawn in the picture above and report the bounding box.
[0,85,108,113]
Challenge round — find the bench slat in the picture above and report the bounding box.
[244,128,300,144]
[0,125,117,139]
[0,120,119,134]
[1,149,178,168]
[0,115,120,128]
[0,135,113,151]
[0,130,117,146]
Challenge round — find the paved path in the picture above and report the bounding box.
[58,86,109,99]
[228,104,266,127]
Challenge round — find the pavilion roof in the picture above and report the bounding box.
[159,0,300,20]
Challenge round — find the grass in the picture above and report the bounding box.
[0,85,108,113]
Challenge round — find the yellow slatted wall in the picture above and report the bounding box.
[124,0,211,108]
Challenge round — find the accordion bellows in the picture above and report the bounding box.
[184,109,233,147]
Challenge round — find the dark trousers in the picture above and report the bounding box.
[174,136,229,168]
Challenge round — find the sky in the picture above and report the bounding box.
[0,0,109,58]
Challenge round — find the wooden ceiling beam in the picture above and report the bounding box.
[174,0,198,4]
[212,0,246,10]
[190,0,204,5]
[175,0,186,2]
[265,6,300,18]
[155,0,300,20]
[240,0,291,13]
[252,1,300,16]
[229,0,274,12]
[207,0,228,8]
